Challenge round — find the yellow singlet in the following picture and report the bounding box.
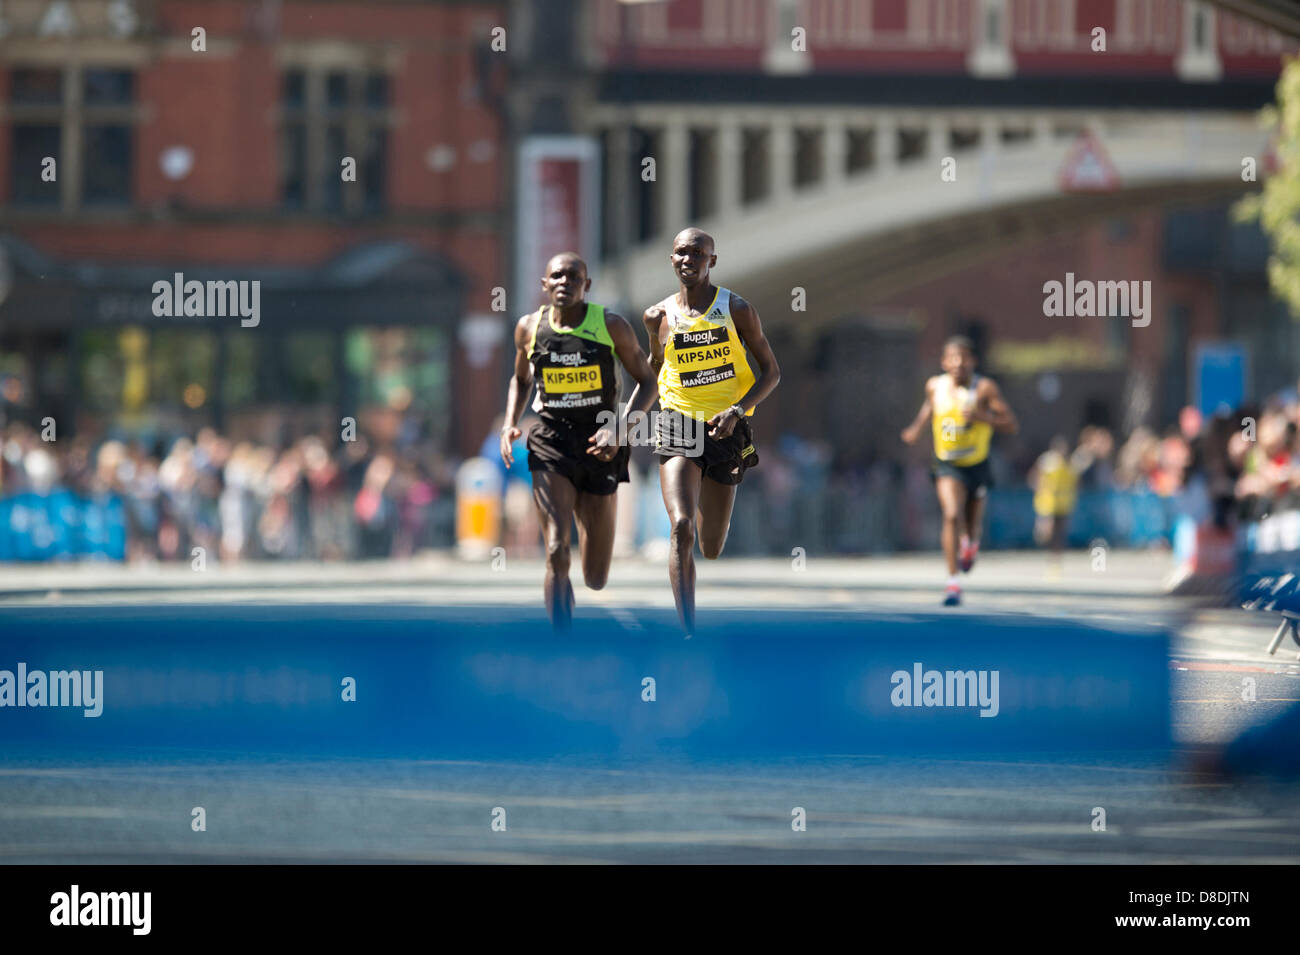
[656,286,757,421]
[1033,451,1078,517]
[931,374,992,466]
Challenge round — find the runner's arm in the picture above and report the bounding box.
[704,295,780,439]
[728,294,781,416]
[1027,456,1043,491]
[586,312,659,460]
[642,306,666,377]
[972,379,1019,434]
[900,380,934,445]
[500,314,536,467]
[607,312,658,417]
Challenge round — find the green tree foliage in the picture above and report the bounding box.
[1236,57,1300,317]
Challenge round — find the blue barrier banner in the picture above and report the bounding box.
[0,606,1171,760]
[1237,509,1300,609]
[1240,571,1300,614]
[1194,341,1247,419]
[984,489,1177,550]
[0,491,127,562]
[1242,510,1300,566]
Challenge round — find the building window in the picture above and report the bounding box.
[630,127,657,242]
[967,0,1014,78]
[280,66,391,214]
[741,128,769,205]
[846,128,875,174]
[83,68,134,106]
[12,68,64,105]
[1176,0,1222,82]
[688,128,716,220]
[7,65,136,210]
[11,125,62,206]
[81,125,132,206]
[793,128,821,188]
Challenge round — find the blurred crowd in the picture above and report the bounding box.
[0,423,457,562]
[3,382,1300,562]
[1023,384,1300,530]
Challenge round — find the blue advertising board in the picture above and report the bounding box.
[0,606,1171,760]
[1194,342,1247,419]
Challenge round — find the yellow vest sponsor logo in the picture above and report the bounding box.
[674,326,729,349]
[542,365,603,393]
[680,364,737,387]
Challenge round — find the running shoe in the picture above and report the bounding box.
[959,539,978,573]
[943,583,962,607]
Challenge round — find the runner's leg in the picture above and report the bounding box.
[697,475,738,559]
[1051,515,1067,553]
[936,476,966,577]
[532,470,577,630]
[573,489,618,591]
[660,455,703,636]
[963,487,986,548]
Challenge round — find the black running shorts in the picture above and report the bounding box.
[526,419,630,496]
[653,407,759,487]
[932,456,992,498]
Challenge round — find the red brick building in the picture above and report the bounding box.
[0,0,508,457]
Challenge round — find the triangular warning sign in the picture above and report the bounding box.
[1060,133,1120,192]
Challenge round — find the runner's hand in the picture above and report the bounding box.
[500,426,522,466]
[900,425,920,445]
[708,408,739,439]
[587,427,618,462]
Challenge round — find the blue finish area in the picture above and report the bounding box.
[0,607,1170,759]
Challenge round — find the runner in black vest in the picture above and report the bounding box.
[501,252,658,630]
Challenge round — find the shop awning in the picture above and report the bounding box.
[0,235,466,331]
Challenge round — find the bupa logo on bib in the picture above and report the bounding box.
[674,326,728,350]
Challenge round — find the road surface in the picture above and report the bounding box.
[0,551,1296,863]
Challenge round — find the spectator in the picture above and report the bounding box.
[354,453,396,558]
[1071,425,1116,492]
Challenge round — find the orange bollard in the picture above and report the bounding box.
[455,457,502,560]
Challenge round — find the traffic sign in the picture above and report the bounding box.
[1060,132,1121,192]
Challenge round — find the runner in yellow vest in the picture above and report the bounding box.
[901,336,1018,606]
[644,228,782,637]
[1031,436,1078,575]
